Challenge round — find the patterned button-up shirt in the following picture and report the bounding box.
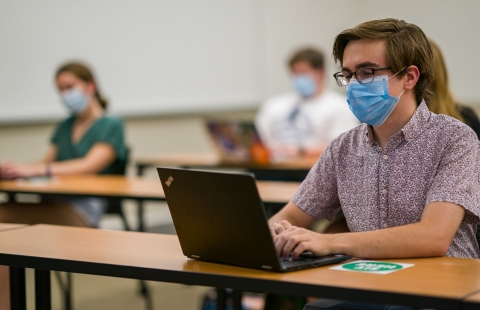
[292,101,480,258]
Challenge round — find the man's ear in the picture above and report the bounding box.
[404,65,420,91]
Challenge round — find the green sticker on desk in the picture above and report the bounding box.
[330,260,414,275]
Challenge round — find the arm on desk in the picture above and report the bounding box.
[0,144,115,179]
[273,201,465,259]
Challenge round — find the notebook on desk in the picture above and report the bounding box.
[157,167,351,272]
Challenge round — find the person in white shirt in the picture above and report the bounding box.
[255,48,358,159]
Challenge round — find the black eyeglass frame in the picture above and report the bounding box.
[333,67,392,87]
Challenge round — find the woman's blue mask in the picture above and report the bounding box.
[61,88,89,114]
[292,75,317,98]
[346,75,405,127]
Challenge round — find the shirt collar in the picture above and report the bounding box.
[401,100,431,143]
[363,100,431,146]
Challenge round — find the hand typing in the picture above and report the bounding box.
[273,224,331,259]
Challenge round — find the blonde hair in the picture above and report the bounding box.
[333,18,433,104]
[428,40,463,122]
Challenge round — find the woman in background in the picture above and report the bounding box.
[428,39,480,138]
[0,62,127,310]
[0,62,127,227]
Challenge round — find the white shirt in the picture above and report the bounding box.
[255,90,358,150]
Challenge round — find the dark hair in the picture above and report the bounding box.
[332,18,434,104]
[55,62,108,110]
[288,48,325,70]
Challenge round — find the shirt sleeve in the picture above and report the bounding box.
[96,117,128,161]
[291,143,341,221]
[426,126,480,218]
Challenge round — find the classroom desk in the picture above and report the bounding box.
[2,225,480,310]
[0,223,29,310]
[0,175,299,230]
[462,291,480,310]
[0,223,27,232]
[135,152,318,181]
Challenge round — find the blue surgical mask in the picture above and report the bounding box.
[61,88,89,114]
[346,75,405,127]
[292,75,317,98]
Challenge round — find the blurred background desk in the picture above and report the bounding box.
[135,152,318,182]
[0,175,300,231]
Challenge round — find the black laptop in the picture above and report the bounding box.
[157,167,351,272]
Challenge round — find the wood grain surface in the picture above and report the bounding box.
[0,224,479,309]
[0,175,299,203]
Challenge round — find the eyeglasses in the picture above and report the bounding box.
[333,67,392,87]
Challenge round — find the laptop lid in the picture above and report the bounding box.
[158,167,283,271]
[205,120,268,164]
[157,167,350,272]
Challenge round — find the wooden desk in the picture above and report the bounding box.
[135,152,317,181]
[2,224,480,310]
[0,223,26,232]
[462,291,480,310]
[0,175,299,230]
[0,175,298,204]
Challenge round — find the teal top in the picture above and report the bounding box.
[51,116,128,175]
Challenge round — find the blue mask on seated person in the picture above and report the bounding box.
[61,88,89,114]
[346,75,405,127]
[292,75,317,98]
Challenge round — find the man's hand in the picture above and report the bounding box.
[274,225,331,259]
[269,220,293,238]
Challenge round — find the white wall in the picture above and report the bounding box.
[1,0,480,165]
[262,0,480,104]
[0,0,261,123]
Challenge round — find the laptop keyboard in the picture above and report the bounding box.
[279,256,316,266]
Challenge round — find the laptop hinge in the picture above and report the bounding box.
[261,265,272,270]
[191,255,201,259]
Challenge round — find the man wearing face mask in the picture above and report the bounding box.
[255,48,358,160]
[269,19,480,309]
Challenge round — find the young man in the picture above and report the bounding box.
[269,18,480,308]
[255,48,358,159]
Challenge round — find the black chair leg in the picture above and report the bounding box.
[54,271,73,310]
[120,212,131,231]
[139,280,153,310]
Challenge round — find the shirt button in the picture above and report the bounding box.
[382,189,388,195]
[383,155,388,160]
[382,223,388,228]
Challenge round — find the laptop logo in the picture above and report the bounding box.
[165,176,174,187]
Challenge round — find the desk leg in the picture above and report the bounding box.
[138,200,145,232]
[137,164,145,176]
[232,290,242,310]
[35,269,51,310]
[216,288,226,310]
[9,267,26,310]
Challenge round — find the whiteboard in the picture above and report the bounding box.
[0,0,260,123]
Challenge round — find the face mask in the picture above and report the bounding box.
[61,87,89,114]
[346,75,405,127]
[292,75,317,98]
